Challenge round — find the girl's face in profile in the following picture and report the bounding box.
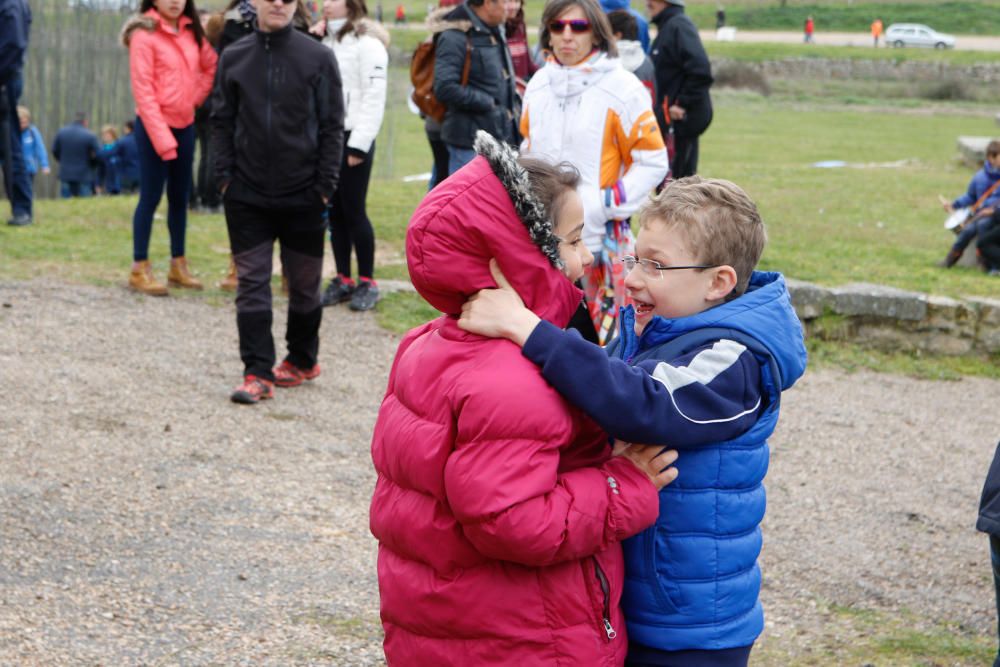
[553,189,593,282]
[324,0,348,20]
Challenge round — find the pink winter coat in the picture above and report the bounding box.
[121,10,217,160]
[370,146,660,666]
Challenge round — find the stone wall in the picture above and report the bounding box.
[712,57,1000,84]
[788,279,1000,355]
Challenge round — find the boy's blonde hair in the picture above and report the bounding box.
[101,124,118,141]
[639,176,766,300]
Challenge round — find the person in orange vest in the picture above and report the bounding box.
[871,18,883,47]
[803,15,814,43]
[394,3,405,23]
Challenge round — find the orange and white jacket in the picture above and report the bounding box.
[520,52,668,252]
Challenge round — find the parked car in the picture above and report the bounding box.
[885,23,956,49]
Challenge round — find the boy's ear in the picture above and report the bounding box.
[707,265,738,302]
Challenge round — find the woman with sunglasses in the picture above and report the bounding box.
[122,0,218,295]
[521,0,668,345]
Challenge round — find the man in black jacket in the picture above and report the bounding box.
[0,0,32,226]
[211,0,344,405]
[648,0,713,179]
[432,0,517,176]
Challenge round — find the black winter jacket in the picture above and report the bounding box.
[649,5,713,139]
[978,441,1000,535]
[210,23,344,208]
[432,3,518,149]
[0,0,30,85]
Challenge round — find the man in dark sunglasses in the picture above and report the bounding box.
[433,0,519,176]
[211,0,345,404]
[647,0,713,180]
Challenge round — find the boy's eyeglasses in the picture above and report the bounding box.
[548,19,591,34]
[621,255,718,281]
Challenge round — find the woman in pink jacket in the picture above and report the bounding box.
[370,132,677,666]
[121,0,217,296]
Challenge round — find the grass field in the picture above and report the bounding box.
[4,44,999,380]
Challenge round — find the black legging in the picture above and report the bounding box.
[330,135,375,280]
[977,216,1000,271]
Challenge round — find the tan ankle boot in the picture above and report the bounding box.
[168,257,204,290]
[219,257,238,292]
[129,261,168,296]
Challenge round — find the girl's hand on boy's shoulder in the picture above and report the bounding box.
[614,441,679,491]
[458,259,539,346]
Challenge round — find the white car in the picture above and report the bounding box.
[885,23,956,49]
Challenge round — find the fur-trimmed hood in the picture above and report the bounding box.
[120,9,194,47]
[120,12,158,47]
[425,5,472,35]
[405,132,581,325]
[326,16,390,47]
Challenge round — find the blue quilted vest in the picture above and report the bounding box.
[610,271,807,651]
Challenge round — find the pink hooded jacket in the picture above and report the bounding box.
[370,136,660,666]
[121,9,217,160]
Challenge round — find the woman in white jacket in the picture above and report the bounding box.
[520,0,668,344]
[313,0,389,311]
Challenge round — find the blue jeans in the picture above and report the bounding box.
[1,71,32,218]
[446,144,476,176]
[60,181,94,198]
[952,214,995,254]
[131,116,195,261]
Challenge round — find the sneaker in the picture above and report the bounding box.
[321,276,355,307]
[7,213,32,226]
[349,279,380,311]
[230,375,274,404]
[272,359,321,388]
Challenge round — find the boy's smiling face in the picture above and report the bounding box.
[625,218,737,333]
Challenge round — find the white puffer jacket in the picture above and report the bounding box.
[520,52,668,252]
[322,18,389,156]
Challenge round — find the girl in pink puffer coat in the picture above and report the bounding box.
[370,133,677,666]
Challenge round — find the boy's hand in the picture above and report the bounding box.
[458,259,540,347]
[614,440,679,490]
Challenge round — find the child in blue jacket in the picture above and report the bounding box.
[459,175,808,666]
[940,140,1000,268]
[17,106,49,181]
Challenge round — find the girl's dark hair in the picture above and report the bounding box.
[518,157,581,224]
[336,0,370,40]
[539,0,617,59]
[141,0,207,46]
[504,0,525,36]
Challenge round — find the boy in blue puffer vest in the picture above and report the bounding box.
[459,175,808,666]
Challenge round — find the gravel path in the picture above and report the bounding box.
[2,280,999,665]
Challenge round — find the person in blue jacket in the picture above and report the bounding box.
[96,124,122,195]
[459,175,808,666]
[117,120,140,193]
[939,140,1000,269]
[599,0,649,51]
[17,105,49,182]
[51,111,100,198]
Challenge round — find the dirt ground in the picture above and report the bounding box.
[2,280,999,665]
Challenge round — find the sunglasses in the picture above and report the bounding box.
[261,0,296,5]
[548,18,591,34]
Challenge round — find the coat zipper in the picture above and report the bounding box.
[592,556,617,642]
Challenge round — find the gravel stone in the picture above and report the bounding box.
[2,280,999,664]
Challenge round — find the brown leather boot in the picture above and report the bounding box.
[937,248,962,268]
[219,257,238,292]
[167,257,204,290]
[129,261,168,296]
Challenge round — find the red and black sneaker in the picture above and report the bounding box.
[230,375,275,404]
[272,360,321,388]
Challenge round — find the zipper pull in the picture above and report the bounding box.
[603,618,617,640]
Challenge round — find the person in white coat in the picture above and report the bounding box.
[520,0,668,344]
[312,0,389,311]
